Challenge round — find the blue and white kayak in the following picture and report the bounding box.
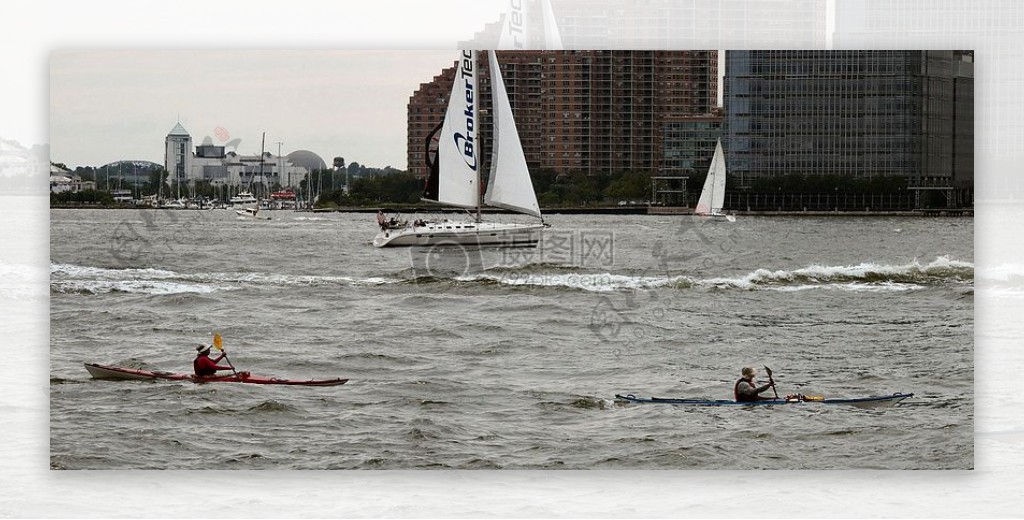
[614,392,913,409]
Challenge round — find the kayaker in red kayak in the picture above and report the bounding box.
[194,343,239,377]
[734,367,774,402]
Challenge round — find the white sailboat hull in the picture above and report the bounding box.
[697,211,737,222]
[373,221,544,248]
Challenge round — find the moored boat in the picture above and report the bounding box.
[229,191,258,205]
[615,392,913,409]
[84,363,347,387]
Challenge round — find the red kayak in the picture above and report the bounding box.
[84,363,348,387]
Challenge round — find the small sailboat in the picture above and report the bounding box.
[694,139,735,222]
[372,50,547,248]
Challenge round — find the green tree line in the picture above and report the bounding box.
[50,189,116,206]
[314,169,912,209]
[299,167,917,207]
[312,168,656,209]
[56,161,913,208]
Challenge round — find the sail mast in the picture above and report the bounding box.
[260,131,266,200]
[476,50,483,223]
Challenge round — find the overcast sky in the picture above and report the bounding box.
[50,50,462,169]
[3,1,503,171]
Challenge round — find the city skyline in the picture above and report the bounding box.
[50,49,727,176]
[50,50,471,172]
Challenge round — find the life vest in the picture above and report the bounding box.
[734,378,758,402]
[194,354,217,377]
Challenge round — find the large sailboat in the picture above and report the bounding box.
[694,139,735,221]
[373,50,547,248]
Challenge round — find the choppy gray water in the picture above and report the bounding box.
[49,209,973,469]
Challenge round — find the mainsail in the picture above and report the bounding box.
[483,51,542,218]
[424,50,480,209]
[695,139,727,215]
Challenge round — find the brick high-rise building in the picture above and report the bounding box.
[407,50,718,180]
[407,66,457,182]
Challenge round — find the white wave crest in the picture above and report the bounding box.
[467,272,688,292]
[768,282,924,293]
[188,270,395,286]
[50,263,399,295]
[702,256,972,289]
[451,256,971,293]
[50,263,178,280]
[51,280,220,295]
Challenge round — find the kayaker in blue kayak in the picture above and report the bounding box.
[734,367,774,402]
[193,343,235,377]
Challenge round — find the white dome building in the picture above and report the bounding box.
[286,150,327,172]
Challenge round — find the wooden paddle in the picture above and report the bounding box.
[212,333,242,380]
[764,365,780,399]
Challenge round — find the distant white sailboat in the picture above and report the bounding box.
[373,50,547,248]
[694,139,735,222]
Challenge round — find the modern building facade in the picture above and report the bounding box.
[164,123,193,188]
[408,50,718,180]
[163,123,316,193]
[723,50,974,206]
[663,113,723,177]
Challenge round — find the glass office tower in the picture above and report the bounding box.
[723,50,973,206]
